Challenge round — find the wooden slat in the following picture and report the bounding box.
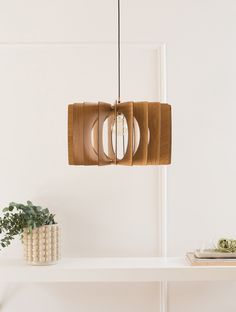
[74,103,85,165]
[133,102,148,165]
[147,102,161,165]
[92,120,99,155]
[159,103,171,164]
[117,102,133,166]
[83,103,98,165]
[98,102,114,165]
[68,103,84,165]
[107,109,115,161]
[68,104,74,165]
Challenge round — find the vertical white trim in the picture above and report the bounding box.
[159,43,167,257]
[159,43,168,312]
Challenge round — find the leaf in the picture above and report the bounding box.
[42,208,49,214]
[9,202,17,207]
[0,201,56,252]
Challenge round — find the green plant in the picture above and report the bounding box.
[0,201,56,249]
[216,238,236,253]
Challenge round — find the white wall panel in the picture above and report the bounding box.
[0,43,163,311]
[0,283,159,312]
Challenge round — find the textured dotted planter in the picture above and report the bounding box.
[22,224,60,265]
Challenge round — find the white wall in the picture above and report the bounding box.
[0,0,236,311]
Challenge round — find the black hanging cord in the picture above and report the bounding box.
[117,0,121,103]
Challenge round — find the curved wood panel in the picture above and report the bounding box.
[68,103,84,165]
[117,102,133,166]
[98,102,114,165]
[159,104,171,164]
[83,103,99,165]
[147,102,161,165]
[68,104,74,165]
[92,119,99,155]
[107,109,116,161]
[133,102,148,165]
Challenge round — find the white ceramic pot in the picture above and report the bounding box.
[22,224,60,265]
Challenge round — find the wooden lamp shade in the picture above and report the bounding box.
[68,102,171,166]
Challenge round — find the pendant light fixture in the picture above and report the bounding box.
[68,0,171,166]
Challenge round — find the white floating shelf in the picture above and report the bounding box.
[1,257,236,282]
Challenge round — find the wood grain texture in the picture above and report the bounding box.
[133,102,148,165]
[147,102,161,165]
[68,101,171,166]
[117,102,133,165]
[92,119,99,155]
[74,103,85,165]
[107,109,115,160]
[68,103,84,165]
[68,104,74,165]
[159,104,171,164]
[83,103,98,165]
[98,102,114,165]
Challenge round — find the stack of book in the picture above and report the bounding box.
[186,250,236,266]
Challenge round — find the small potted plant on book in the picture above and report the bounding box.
[0,201,60,265]
[186,238,236,266]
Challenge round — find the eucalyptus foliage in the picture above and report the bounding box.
[0,201,56,249]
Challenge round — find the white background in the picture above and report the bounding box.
[0,0,236,311]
